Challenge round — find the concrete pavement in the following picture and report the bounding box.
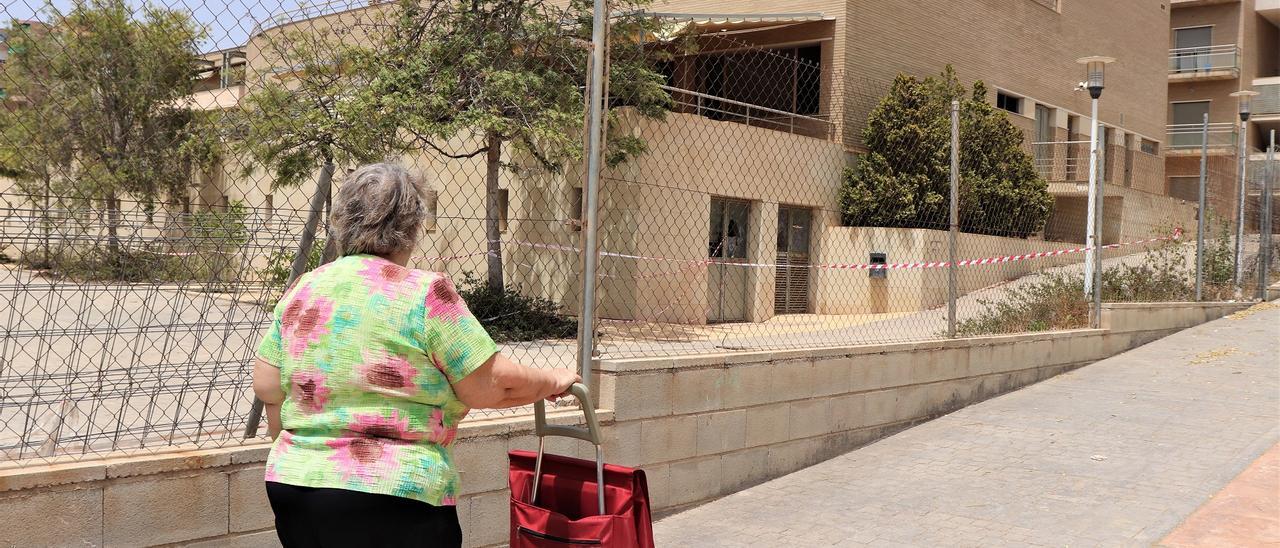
[653,301,1280,547]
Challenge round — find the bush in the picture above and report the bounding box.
[839,66,1052,238]
[19,202,250,288]
[956,273,1089,337]
[456,272,577,343]
[958,227,1238,336]
[261,237,326,288]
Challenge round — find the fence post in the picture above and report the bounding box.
[1093,123,1105,328]
[1196,113,1209,302]
[244,162,335,438]
[947,100,959,338]
[575,0,608,396]
[1260,130,1276,300]
[1234,118,1248,295]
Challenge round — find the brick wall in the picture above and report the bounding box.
[843,0,1170,145]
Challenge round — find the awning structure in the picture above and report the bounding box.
[640,12,831,42]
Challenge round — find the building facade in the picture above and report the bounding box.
[1166,0,1280,221]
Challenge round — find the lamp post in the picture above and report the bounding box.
[1229,90,1259,297]
[1077,56,1114,322]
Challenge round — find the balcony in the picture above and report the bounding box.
[1254,81,1280,118]
[1166,122,1237,154]
[1168,44,1239,82]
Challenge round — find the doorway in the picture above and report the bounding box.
[708,198,750,323]
[775,206,812,315]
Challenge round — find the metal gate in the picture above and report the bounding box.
[775,205,811,314]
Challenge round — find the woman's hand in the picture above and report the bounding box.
[545,369,582,402]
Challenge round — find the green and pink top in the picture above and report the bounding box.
[257,254,497,506]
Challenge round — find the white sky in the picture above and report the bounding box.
[3,0,298,51]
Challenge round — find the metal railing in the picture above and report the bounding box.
[661,84,835,141]
[1168,44,1239,75]
[249,0,370,37]
[1255,83,1280,116]
[1167,122,1237,149]
[1030,140,1089,182]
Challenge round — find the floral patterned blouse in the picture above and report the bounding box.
[257,254,498,506]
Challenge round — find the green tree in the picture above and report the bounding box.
[361,0,673,290]
[0,1,218,262]
[234,17,408,269]
[839,67,1052,238]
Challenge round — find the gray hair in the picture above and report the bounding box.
[330,163,429,257]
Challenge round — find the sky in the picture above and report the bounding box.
[2,0,302,51]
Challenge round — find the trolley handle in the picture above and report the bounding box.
[533,382,601,445]
[531,382,606,515]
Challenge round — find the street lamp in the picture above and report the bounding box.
[1229,89,1259,295]
[1077,56,1114,319]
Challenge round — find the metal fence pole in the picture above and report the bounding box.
[947,100,959,338]
[1196,113,1209,302]
[1234,118,1248,294]
[1084,96,1101,299]
[575,0,608,395]
[1260,130,1276,300]
[1093,123,1105,329]
[244,162,335,439]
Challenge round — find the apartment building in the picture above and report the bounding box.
[168,0,1197,324]
[1166,0,1280,220]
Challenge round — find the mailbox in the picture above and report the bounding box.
[869,252,887,279]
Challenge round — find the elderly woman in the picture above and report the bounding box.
[252,163,579,547]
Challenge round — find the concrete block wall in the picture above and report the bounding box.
[0,301,1252,547]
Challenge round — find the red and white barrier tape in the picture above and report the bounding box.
[496,228,1184,272]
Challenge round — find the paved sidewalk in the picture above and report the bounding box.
[1159,443,1280,547]
[654,302,1280,547]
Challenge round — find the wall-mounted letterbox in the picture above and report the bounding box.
[870,252,887,279]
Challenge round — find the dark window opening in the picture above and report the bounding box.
[996,92,1022,114]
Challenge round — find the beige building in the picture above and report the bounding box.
[0,1,1201,325]
[1165,0,1280,220]
[175,0,1200,326]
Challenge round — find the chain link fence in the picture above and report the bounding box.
[0,2,1277,463]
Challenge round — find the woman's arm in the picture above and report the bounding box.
[252,358,287,440]
[451,353,579,409]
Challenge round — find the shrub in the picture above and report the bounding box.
[958,227,1240,336]
[19,202,250,288]
[839,66,1052,238]
[456,272,577,343]
[956,273,1089,337]
[261,238,326,288]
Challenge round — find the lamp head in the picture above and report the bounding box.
[1230,90,1260,122]
[1076,56,1115,99]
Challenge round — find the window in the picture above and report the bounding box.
[1140,139,1158,155]
[1171,101,1211,148]
[1168,176,1201,202]
[569,187,583,231]
[497,189,509,232]
[423,189,438,232]
[1173,27,1213,73]
[264,193,274,225]
[996,92,1022,114]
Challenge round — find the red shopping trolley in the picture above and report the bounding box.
[508,383,654,547]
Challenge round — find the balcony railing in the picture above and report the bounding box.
[1255,83,1280,116]
[662,85,835,141]
[1168,44,1239,76]
[1166,122,1237,150]
[251,0,369,37]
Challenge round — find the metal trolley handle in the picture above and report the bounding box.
[531,382,606,515]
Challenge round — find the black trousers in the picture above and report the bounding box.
[266,482,463,547]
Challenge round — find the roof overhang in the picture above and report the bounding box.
[640,12,831,42]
